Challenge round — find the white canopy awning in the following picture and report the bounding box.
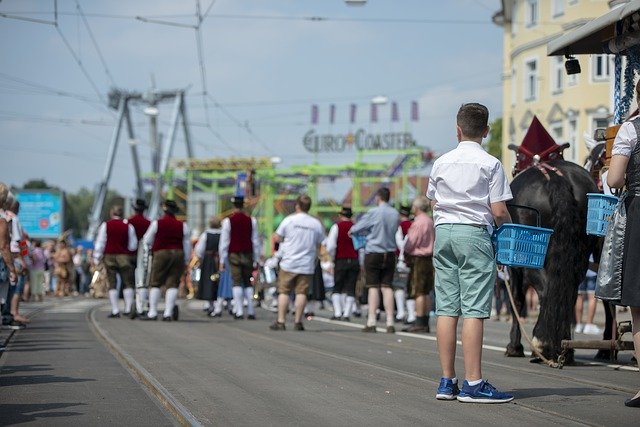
[547,1,640,56]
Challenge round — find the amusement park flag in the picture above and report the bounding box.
[329,104,336,125]
[391,102,399,122]
[370,103,378,123]
[350,104,357,124]
[411,101,419,122]
[311,104,319,125]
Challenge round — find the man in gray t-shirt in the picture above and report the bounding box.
[270,195,325,332]
[350,187,400,333]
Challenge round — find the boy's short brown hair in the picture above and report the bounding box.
[457,103,489,138]
[297,195,312,212]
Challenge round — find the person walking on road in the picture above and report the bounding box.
[141,200,191,321]
[219,196,261,320]
[0,183,19,330]
[270,195,324,331]
[401,196,435,333]
[325,206,359,321]
[395,205,413,324]
[128,199,151,318]
[194,216,222,316]
[93,205,138,318]
[349,187,400,334]
[428,103,513,403]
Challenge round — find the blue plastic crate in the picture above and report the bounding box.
[351,235,367,251]
[586,193,619,237]
[494,224,553,269]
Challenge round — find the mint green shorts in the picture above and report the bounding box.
[434,224,496,318]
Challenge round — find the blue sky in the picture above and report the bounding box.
[0,0,503,196]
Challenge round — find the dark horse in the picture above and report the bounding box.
[505,160,598,363]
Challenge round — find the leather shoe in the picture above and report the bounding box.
[140,315,157,321]
[625,395,640,407]
[162,316,172,322]
[247,314,256,320]
[402,324,430,333]
[361,325,377,333]
[172,305,179,321]
[108,313,121,319]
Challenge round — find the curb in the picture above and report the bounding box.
[88,306,202,427]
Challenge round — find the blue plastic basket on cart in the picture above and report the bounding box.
[586,193,619,237]
[494,204,553,269]
[351,234,367,251]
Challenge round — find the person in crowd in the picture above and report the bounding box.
[601,80,640,407]
[394,205,413,324]
[270,195,324,331]
[401,196,435,333]
[325,206,359,321]
[0,184,19,330]
[5,197,30,324]
[219,196,261,320]
[349,187,399,334]
[428,103,513,403]
[54,239,74,297]
[73,245,87,297]
[29,240,46,302]
[141,200,190,321]
[93,205,138,318]
[194,216,222,317]
[574,255,601,335]
[128,198,151,318]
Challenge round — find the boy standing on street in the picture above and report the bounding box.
[427,103,514,403]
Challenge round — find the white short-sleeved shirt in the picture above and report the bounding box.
[612,119,639,157]
[427,141,512,231]
[275,212,325,275]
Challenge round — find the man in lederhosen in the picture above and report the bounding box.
[219,196,261,320]
[128,199,151,318]
[325,206,359,321]
[93,205,138,318]
[141,200,191,321]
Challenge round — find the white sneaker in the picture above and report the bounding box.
[583,323,602,335]
[574,323,584,334]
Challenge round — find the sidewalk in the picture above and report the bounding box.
[0,298,175,426]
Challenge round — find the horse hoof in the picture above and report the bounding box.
[529,357,543,364]
[505,346,525,357]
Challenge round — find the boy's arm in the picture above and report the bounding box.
[490,201,512,228]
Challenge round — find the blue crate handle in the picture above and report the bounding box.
[493,203,542,243]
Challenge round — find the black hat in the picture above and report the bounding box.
[399,205,411,217]
[340,206,353,218]
[163,199,179,213]
[231,196,244,206]
[132,198,148,211]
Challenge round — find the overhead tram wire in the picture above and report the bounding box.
[195,0,211,127]
[74,0,117,87]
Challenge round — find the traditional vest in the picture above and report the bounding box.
[228,211,253,254]
[400,220,412,236]
[152,214,184,252]
[336,220,358,260]
[104,219,131,255]
[128,213,151,241]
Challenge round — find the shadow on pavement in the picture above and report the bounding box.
[0,364,52,374]
[511,387,606,399]
[0,374,96,387]
[0,402,86,424]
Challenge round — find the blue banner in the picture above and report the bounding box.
[16,191,63,239]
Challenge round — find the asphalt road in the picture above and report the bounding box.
[2,297,638,426]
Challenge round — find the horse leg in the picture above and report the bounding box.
[594,301,618,361]
[505,267,526,357]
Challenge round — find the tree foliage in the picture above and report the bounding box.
[485,117,503,159]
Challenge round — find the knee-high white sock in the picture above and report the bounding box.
[305,300,318,315]
[123,288,134,313]
[136,288,149,314]
[344,296,355,318]
[163,288,178,318]
[148,287,161,318]
[331,293,343,317]
[406,299,417,323]
[203,300,211,310]
[213,297,223,314]
[109,289,120,314]
[394,289,407,320]
[232,286,244,316]
[244,287,255,315]
[340,293,347,311]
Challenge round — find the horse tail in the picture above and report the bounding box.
[545,173,588,286]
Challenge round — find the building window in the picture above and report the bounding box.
[511,0,518,37]
[568,73,578,87]
[524,59,538,101]
[552,0,564,17]
[592,54,612,82]
[551,56,564,95]
[525,0,539,27]
[568,118,578,163]
[511,67,517,107]
[592,116,610,133]
[568,0,578,5]
[550,121,564,142]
